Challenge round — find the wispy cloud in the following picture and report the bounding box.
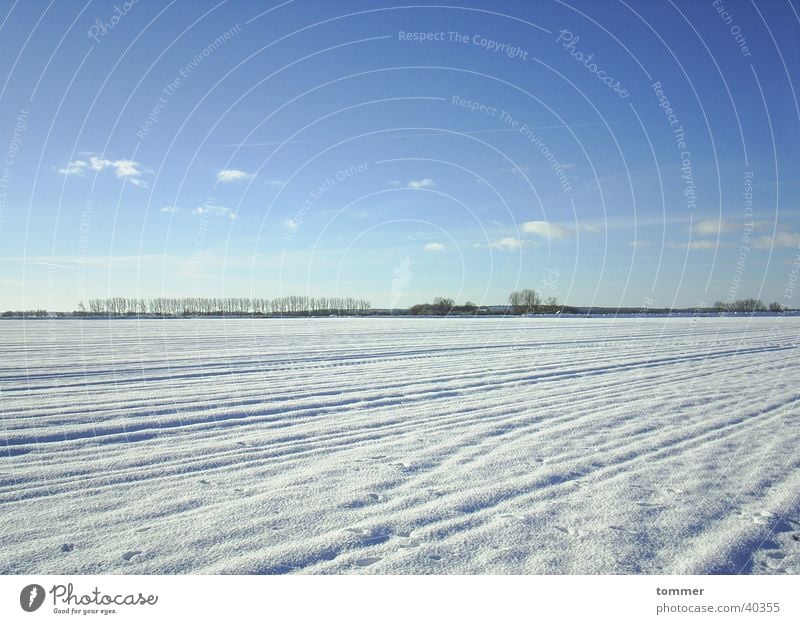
[282,218,299,232]
[217,169,254,183]
[424,242,447,252]
[263,178,285,187]
[407,178,434,189]
[629,240,651,249]
[667,240,735,250]
[193,203,237,219]
[490,237,536,252]
[693,219,739,235]
[160,205,179,214]
[59,155,147,186]
[522,220,571,240]
[753,232,800,249]
[58,160,87,175]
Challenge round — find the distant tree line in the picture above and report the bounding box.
[75,296,371,317]
[408,290,562,315]
[2,294,791,318]
[508,289,560,314]
[409,297,477,315]
[711,299,778,313]
[0,309,49,318]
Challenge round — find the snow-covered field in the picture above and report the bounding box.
[1,317,799,575]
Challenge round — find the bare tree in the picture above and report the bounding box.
[432,297,454,315]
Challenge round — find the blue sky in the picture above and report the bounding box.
[1,0,799,310]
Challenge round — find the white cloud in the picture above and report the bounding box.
[193,203,237,219]
[57,160,87,175]
[407,178,435,189]
[283,218,299,232]
[667,240,732,250]
[217,169,254,183]
[490,237,537,252]
[160,206,179,214]
[693,219,739,235]
[59,155,145,185]
[629,240,651,249]
[424,242,447,252]
[522,220,571,240]
[753,232,800,249]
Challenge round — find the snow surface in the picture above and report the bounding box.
[1,317,799,574]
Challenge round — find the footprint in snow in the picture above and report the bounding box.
[734,509,780,526]
[60,543,74,553]
[344,528,390,545]
[752,510,776,525]
[355,557,382,567]
[554,526,581,538]
[122,550,143,562]
[342,493,386,508]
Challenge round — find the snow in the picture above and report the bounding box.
[1,317,799,574]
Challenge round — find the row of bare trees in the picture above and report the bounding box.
[508,289,558,314]
[712,299,767,313]
[80,296,371,316]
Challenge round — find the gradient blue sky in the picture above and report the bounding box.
[1,0,799,310]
